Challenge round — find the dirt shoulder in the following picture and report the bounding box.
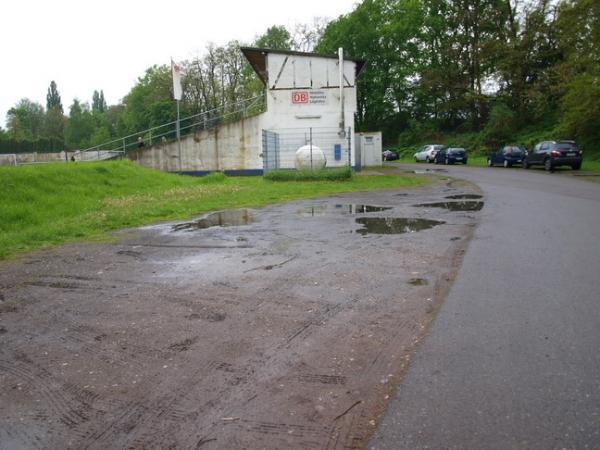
[0,176,482,449]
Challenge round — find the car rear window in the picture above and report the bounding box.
[448,148,465,153]
[505,146,523,154]
[555,143,577,150]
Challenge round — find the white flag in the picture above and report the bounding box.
[171,59,183,101]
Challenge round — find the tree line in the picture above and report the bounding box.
[316,0,599,151]
[0,21,324,153]
[2,1,597,154]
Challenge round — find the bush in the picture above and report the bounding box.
[482,102,518,148]
[557,75,600,153]
[0,137,64,154]
[264,166,353,181]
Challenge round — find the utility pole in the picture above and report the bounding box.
[338,47,345,138]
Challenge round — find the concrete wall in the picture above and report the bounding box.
[128,114,264,172]
[0,151,122,166]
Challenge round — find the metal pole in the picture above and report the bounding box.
[177,100,182,172]
[338,47,345,138]
[149,130,152,146]
[122,138,126,153]
[347,127,352,169]
[310,127,313,172]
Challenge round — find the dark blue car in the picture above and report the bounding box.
[487,145,526,168]
[434,147,468,165]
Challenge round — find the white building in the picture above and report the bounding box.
[242,47,366,170]
[129,48,381,173]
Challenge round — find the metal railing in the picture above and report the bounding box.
[74,94,266,160]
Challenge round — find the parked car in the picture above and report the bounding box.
[487,145,526,167]
[382,149,399,161]
[414,144,445,163]
[434,147,468,165]
[524,140,582,171]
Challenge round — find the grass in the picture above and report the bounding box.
[0,160,428,260]
[263,166,352,181]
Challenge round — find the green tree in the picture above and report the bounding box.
[483,102,518,147]
[6,99,45,140]
[65,99,96,149]
[318,0,424,137]
[120,65,175,134]
[554,0,600,149]
[89,125,112,147]
[254,25,293,50]
[92,90,107,113]
[46,80,63,113]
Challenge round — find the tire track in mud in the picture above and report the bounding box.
[0,360,92,438]
[78,360,257,450]
[84,291,358,449]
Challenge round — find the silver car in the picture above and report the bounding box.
[414,144,445,163]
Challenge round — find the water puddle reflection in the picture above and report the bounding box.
[172,209,254,231]
[445,194,483,199]
[412,168,447,174]
[297,204,392,217]
[355,217,444,235]
[413,201,484,211]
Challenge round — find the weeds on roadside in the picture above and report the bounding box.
[263,166,353,181]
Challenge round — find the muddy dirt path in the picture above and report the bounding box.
[0,176,482,449]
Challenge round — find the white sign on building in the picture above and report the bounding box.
[291,90,328,105]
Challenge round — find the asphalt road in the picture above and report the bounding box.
[370,164,600,449]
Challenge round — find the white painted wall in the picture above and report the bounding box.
[261,52,358,166]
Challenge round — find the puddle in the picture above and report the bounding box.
[355,217,444,235]
[413,201,484,211]
[297,204,392,217]
[445,194,483,199]
[172,209,254,231]
[412,168,447,174]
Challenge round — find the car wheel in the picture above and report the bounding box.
[544,158,553,172]
[572,163,581,170]
[503,160,511,168]
[487,158,493,167]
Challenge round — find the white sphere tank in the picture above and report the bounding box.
[294,145,327,170]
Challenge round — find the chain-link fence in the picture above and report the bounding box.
[262,127,352,172]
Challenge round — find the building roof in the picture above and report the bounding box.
[240,47,366,86]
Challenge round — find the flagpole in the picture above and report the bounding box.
[172,57,183,173]
[176,99,181,172]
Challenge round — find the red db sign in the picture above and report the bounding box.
[292,91,309,104]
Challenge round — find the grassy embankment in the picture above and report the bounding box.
[0,160,428,260]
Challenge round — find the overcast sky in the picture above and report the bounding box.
[1,0,357,128]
